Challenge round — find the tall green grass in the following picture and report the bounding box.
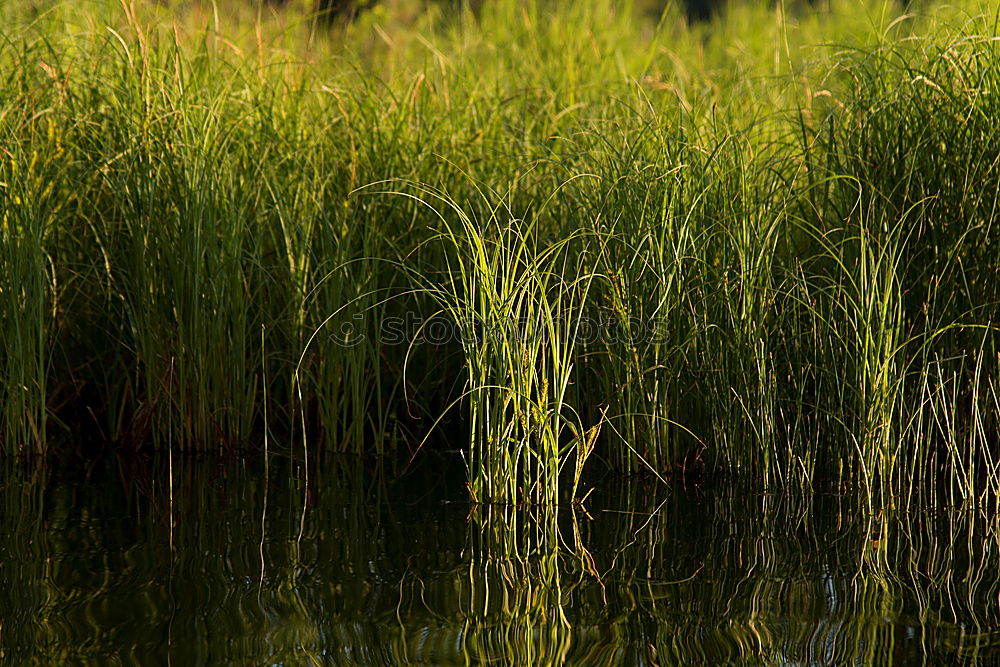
[0,0,997,507]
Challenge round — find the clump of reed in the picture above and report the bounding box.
[388,181,596,504]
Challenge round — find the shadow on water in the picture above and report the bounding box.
[1,453,999,664]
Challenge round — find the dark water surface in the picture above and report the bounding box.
[1,453,998,665]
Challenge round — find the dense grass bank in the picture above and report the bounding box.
[1,0,997,506]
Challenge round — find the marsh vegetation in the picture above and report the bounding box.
[1,0,999,660]
[3,0,997,502]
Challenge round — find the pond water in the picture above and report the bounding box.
[1,453,998,665]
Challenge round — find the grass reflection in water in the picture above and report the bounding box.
[0,454,997,665]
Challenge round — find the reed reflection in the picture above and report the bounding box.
[0,455,997,664]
